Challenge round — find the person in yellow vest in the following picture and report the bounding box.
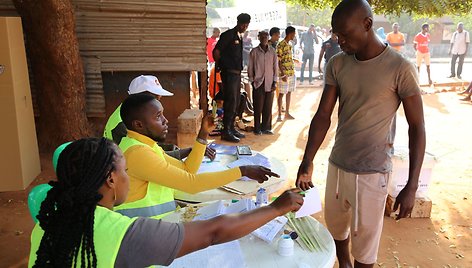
[103,75,214,160]
[28,137,304,267]
[115,94,279,218]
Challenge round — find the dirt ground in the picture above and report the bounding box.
[1,82,471,268]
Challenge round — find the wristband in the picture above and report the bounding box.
[196,137,208,145]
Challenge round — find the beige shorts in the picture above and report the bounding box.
[324,162,389,264]
[416,51,430,66]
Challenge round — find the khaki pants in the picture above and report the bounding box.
[324,162,389,264]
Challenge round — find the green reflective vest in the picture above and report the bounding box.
[103,104,128,144]
[28,206,136,267]
[114,136,176,219]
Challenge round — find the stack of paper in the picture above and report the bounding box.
[193,199,256,221]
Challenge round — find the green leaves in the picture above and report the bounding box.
[287,0,472,16]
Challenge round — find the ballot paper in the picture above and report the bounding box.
[295,187,322,218]
[169,240,245,268]
[252,216,288,243]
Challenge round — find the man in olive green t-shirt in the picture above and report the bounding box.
[296,1,426,267]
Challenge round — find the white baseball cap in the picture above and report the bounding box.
[128,75,173,96]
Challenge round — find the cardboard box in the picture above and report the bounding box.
[388,146,437,198]
[385,194,432,218]
[177,109,202,134]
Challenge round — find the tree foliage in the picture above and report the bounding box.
[286,4,332,28]
[287,0,472,17]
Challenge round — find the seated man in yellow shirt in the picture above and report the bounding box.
[115,93,279,218]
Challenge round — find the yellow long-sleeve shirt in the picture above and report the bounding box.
[124,130,242,202]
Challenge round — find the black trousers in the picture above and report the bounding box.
[252,83,274,132]
[451,53,466,76]
[221,71,241,132]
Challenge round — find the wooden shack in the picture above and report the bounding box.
[0,0,207,141]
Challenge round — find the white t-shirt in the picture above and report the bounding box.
[451,31,470,55]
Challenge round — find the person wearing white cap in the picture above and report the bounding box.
[104,75,173,145]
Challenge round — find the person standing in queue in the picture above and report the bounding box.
[213,13,251,143]
[28,137,304,267]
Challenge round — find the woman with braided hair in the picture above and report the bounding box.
[29,137,304,267]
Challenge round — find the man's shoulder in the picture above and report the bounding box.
[220,29,235,39]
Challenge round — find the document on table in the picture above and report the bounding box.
[295,187,322,218]
[197,161,228,174]
[169,240,245,268]
[252,216,288,243]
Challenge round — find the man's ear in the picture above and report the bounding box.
[131,119,144,131]
[364,17,373,32]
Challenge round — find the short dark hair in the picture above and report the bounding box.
[258,31,269,37]
[286,26,296,35]
[120,93,156,130]
[237,13,251,24]
[269,27,280,36]
[422,23,429,29]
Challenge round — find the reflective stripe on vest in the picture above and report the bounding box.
[28,206,136,267]
[115,200,176,218]
[115,136,176,219]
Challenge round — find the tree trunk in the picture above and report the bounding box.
[12,0,90,151]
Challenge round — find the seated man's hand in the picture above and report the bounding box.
[198,114,215,140]
[239,165,280,183]
[205,146,216,161]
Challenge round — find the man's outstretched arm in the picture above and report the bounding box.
[296,84,338,190]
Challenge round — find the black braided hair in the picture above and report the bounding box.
[33,137,118,268]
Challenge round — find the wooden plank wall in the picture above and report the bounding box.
[74,0,207,72]
[0,0,207,117]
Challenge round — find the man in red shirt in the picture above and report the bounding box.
[207,28,221,64]
[414,23,432,85]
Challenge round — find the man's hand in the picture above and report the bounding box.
[271,81,277,91]
[282,76,288,82]
[197,114,215,140]
[393,187,417,220]
[204,146,216,161]
[239,165,280,183]
[270,188,304,215]
[296,160,314,190]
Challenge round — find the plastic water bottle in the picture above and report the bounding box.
[256,188,268,207]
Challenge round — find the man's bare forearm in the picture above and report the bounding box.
[406,124,426,191]
[302,113,331,163]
